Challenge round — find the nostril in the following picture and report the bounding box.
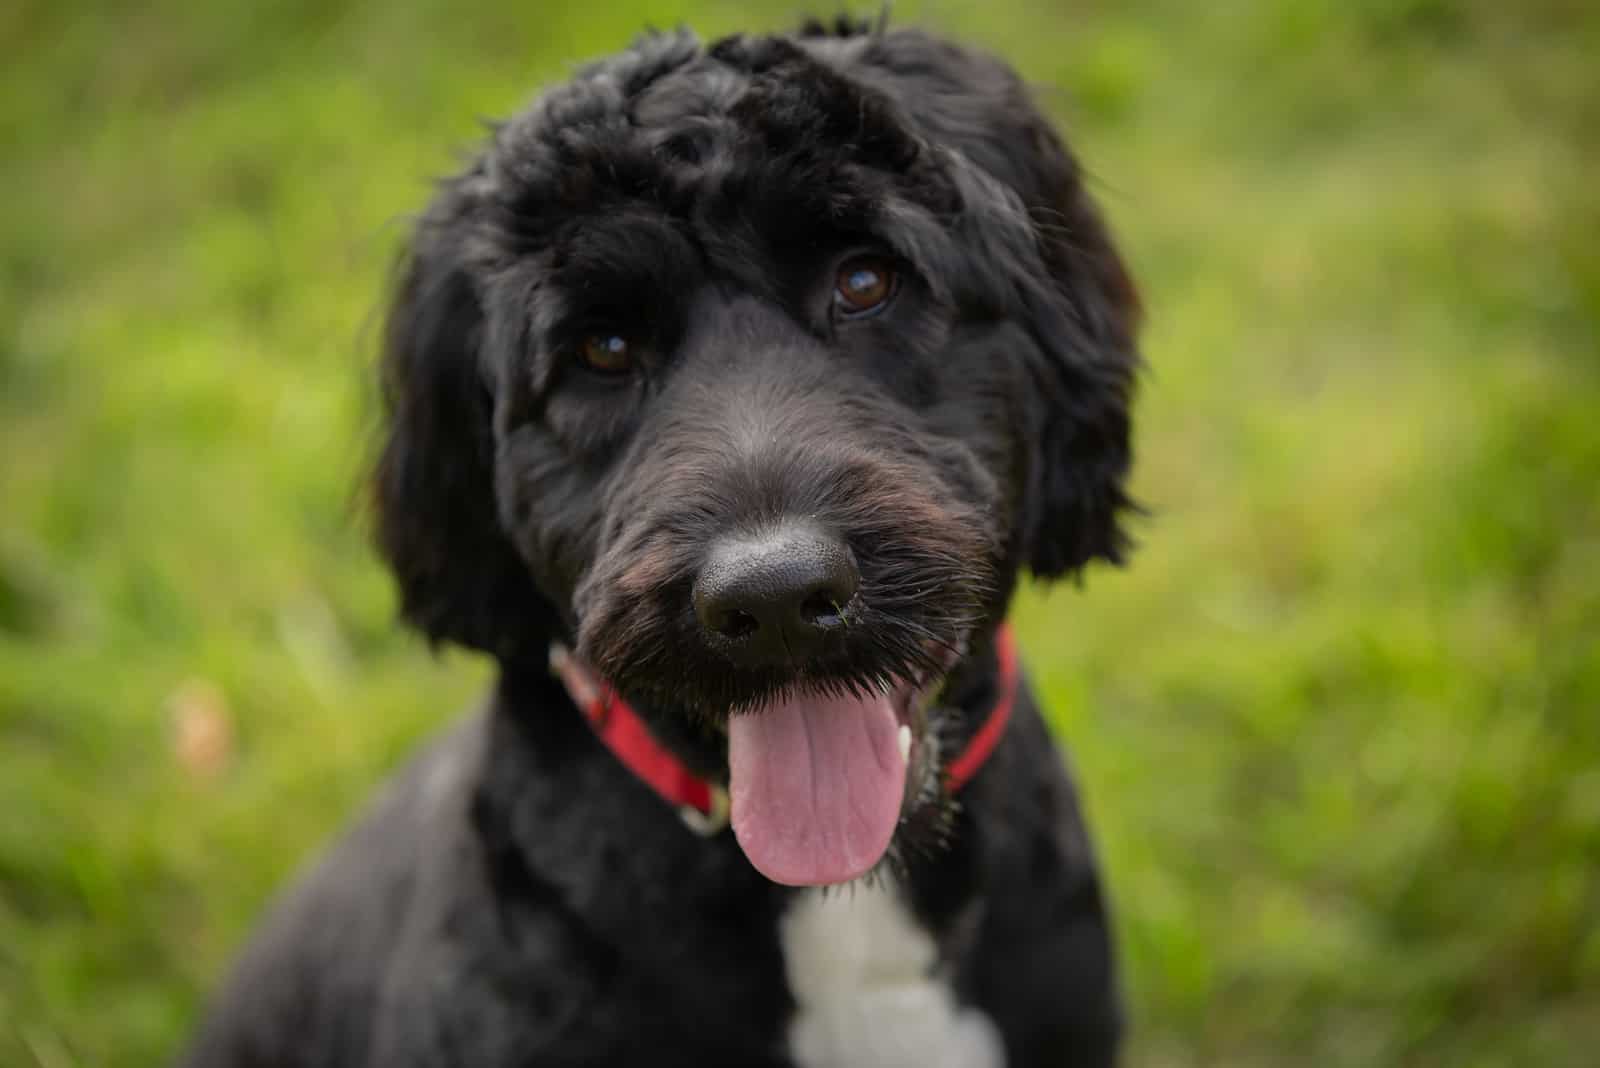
[714,607,760,640]
[798,590,848,629]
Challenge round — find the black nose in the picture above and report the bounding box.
[693,523,861,665]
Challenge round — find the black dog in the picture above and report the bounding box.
[179,18,1139,1068]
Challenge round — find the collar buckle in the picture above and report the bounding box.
[679,784,730,836]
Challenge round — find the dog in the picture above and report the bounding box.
[178,17,1140,1068]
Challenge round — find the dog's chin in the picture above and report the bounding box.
[721,638,965,888]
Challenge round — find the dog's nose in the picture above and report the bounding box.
[693,523,860,664]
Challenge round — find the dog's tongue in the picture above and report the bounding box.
[727,690,906,887]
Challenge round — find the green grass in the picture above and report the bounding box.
[3,1,1598,1064]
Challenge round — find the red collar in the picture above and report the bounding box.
[549,625,1018,836]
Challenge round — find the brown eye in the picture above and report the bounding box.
[578,333,634,374]
[833,257,897,318]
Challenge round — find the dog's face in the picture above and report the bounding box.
[375,23,1138,885]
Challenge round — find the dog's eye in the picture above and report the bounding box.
[832,257,897,319]
[578,333,635,374]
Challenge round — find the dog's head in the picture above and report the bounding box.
[374,22,1139,885]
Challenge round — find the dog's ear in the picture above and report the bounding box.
[373,184,555,659]
[1009,116,1141,579]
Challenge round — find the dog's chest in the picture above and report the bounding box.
[778,883,1006,1068]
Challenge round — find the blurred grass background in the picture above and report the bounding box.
[2,0,1598,1064]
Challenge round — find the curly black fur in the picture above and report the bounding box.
[180,20,1137,1068]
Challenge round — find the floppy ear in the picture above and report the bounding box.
[1011,116,1142,579]
[373,183,557,659]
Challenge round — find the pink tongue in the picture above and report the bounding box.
[727,690,907,886]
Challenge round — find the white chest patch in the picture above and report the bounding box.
[779,882,1006,1068]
